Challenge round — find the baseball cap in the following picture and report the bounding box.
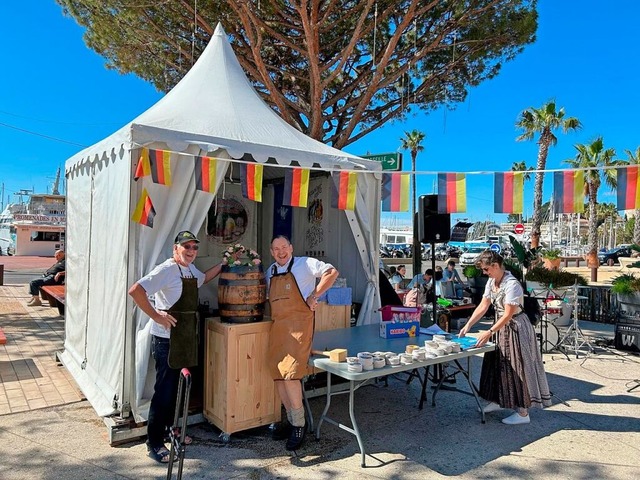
[174,231,200,245]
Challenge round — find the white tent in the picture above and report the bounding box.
[61,25,382,421]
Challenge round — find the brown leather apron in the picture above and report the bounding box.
[268,258,314,380]
[167,266,199,369]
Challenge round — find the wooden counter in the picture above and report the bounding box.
[203,303,350,437]
[204,318,280,437]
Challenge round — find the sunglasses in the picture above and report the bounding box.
[182,244,199,251]
[482,266,490,272]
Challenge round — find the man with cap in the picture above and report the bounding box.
[128,230,228,464]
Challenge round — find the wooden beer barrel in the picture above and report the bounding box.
[218,264,267,323]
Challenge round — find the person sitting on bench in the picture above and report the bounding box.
[27,250,65,307]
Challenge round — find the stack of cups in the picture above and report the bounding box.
[357,352,374,371]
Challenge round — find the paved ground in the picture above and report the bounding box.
[1,257,639,479]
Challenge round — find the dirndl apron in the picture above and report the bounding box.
[167,267,199,369]
[268,258,315,380]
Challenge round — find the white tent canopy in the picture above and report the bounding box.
[62,24,382,421]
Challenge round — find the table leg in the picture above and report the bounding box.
[315,371,332,440]
[431,364,448,406]
[454,358,485,423]
[302,377,314,433]
[347,380,366,467]
[418,365,430,410]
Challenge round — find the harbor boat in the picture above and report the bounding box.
[0,169,66,256]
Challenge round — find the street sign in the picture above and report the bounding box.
[514,223,525,235]
[490,243,502,254]
[361,152,402,171]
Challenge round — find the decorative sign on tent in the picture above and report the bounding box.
[240,163,264,202]
[283,167,310,208]
[616,166,640,210]
[381,173,410,212]
[494,172,524,214]
[131,188,156,227]
[553,170,584,213]
[194,156,224,193]
[437,173,466,213]
[331,171,358,210]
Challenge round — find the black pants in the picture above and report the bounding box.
[147,335,180,448]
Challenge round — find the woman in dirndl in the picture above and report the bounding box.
[459,250,552,424]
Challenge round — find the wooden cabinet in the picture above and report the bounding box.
[204,318,280,436]
[315,302,351,331]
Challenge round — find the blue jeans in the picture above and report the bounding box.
[29,274,58,296]
[147,336,180,448]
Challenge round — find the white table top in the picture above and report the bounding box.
[310,324,494,381]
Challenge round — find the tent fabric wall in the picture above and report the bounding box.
[63,24,382,421]
[60,148,131,416]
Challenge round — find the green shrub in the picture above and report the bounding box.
[462,265,482,278]
[611,274,640,294]
[525,266,587,288]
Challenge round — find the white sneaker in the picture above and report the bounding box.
[483,402,503,413]
[28,298,42,307]
[502,412,530,425]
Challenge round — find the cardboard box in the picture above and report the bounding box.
[380,320,420,338]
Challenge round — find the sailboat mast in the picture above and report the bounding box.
[52,168,61,195]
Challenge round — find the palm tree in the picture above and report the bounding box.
[516,101,582,248]
[623,147,640,243]
[400,130,426,276]
[511,161,534,181]
[511,161,534,223]
[565,137,617,275]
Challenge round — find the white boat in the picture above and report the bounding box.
[379,227,412,250]
[0,169,66,256]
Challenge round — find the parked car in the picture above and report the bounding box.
[598,246,633,266]
[459,246,487,266]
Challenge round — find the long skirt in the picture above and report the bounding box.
[479,312,552,409]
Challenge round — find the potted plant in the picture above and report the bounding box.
[611,273,640,313]
[525,266,587,296]
[541,248,563,270]
[462,265,487,305]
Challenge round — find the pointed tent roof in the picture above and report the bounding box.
[66,24,379,173]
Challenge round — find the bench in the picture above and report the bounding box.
[40,285,65,315]
[560,256,584,268]
[619,257,640,270]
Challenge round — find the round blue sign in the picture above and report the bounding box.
[490,243,501,253]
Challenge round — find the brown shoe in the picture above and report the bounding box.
[28,298,42,307]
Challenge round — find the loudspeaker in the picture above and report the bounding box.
[615,322,640,353]
[418,194,450,243]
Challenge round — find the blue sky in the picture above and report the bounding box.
[1,1,638,225]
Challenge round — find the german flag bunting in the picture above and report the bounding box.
[148,149,172,186]
[331,171,357,210]
[616,166,640,210]
[194,156,220,193]
[437,173,466,213]
[381,173,410,212]
[240,163,263,202]
[283,168,310,208]
[131,189,156,227]
[134,149,151,180]
[553,170,584,213]
[494,172,524,214]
